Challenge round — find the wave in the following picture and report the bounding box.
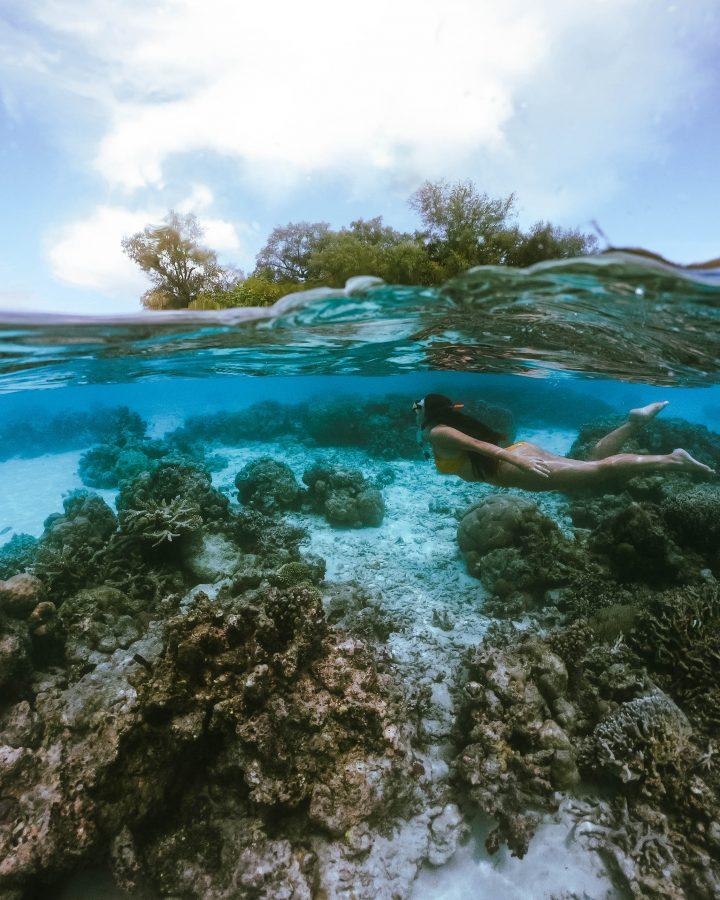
[2,252,720,391]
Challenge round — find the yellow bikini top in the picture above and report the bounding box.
[434,453,466,475]
[433,441,528,476]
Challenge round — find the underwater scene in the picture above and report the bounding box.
[3,256,720,900]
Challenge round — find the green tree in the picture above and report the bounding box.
[307,217,433,286]
[122,211,235,310]
[409,179,517,276]
[190,275,306,309]
[255,221,330,282]
[506,221,598,267]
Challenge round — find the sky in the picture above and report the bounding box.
[1,0,719,314]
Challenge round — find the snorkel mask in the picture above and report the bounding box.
[413,398,432,459]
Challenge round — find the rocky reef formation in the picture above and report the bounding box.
[457,495,585,615]
[0,451,465,898]
[235,456,303,513]
[455,612,720,898]
[0,405,146,462]
[0,534,37,581]
[303,464,385,527]
[453,416,720,896]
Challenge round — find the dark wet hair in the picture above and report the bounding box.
[420,393,507,479]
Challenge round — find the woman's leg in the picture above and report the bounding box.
[548,447,714,491]
[493,437,714,491]
[588,401,669,460]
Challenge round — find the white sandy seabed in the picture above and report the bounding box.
[0,428,620,900]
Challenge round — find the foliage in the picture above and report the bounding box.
[190,274,307,309]
[255,221,330,281]
[409,180,596,277]
[307,217,434,287]
[122,211,237,310]
[128,182,598,309]
[506,220,598,267]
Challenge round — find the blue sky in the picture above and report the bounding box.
[1,0,719,314]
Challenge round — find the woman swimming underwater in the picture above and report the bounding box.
[415,393,715,492]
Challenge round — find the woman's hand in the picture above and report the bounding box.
[502,451,551,478]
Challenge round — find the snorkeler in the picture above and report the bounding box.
[414,393,715,492]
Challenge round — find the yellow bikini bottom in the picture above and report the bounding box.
[433,441,529,476]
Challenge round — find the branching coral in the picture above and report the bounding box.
[628,583,720,731]
[119,496,203,548]
[581,692,691,789]
[116,462,229,529]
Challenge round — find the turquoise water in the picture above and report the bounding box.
[2,255,720,899]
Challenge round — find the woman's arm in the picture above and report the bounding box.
[429,424,504,460]
[429,425,550,477]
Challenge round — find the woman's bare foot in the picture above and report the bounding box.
[671,448,716,476]
[629,400,669,422]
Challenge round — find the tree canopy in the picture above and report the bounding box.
[124,181,598,309]
[122,211,236,310]
[255,221,330,282]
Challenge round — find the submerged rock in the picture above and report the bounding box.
[59,585,152,670]
[589,501,695,585]
[0,579,426,898]
[33,491,118,599]
[0,573,43,619]
[457,494,584,614]
[455,612,720,897]
[235,456,303,512]
[303,464,385,527]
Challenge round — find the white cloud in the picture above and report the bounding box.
[47,202,250,295]
[5,0,714,222]
[177,184,214,214]
[3,0,719,233]
[48,205,155,293]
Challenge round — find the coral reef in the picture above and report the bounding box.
[58,585,153,671]
[589,501,696,585]
[455,610,720,897]
[300,395,426,459]
[0,405,146,462]
[628,582,720,731]
[0,534,37,581]
[33,491,119,599]
[303,464,385,527]
[0,584,421,898]
[167,400,300,455]
[78,437,174,489]
[235,456,303,512]
[457,495,585,614]
[325,582,407,641]
[662,483,720,563]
